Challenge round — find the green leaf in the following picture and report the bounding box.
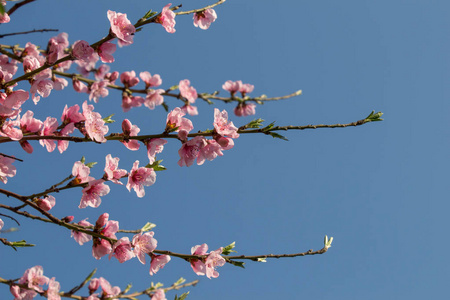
[173,277,186,286]
[80,156,86,163]
[222,241,237,255]
[145,160,167,171]
[85,162,97,168]
[102,114,115,124]
[142,9,157,20]
[175,292,190,300]
[228,260,245,268]
[245,118,265,129]
[140,222,157,232]
[162,102,169,112]
[8,240,35,250]
[0,4,5,15]
[267,132,288,141]
[364,111,384,122]
[123,283,132,294]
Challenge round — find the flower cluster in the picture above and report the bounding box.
[222,80,256,116]
[10,266,60,300]
[190,244,226,279]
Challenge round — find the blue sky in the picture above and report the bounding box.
[1,0,449,299]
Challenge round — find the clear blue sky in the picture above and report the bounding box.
[1,0,449,299]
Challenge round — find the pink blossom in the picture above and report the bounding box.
[56,122,75,153]
[0,218,3,230]
[72,40,94,61]
[126,160,156,198]
[222,80,242,94]
[151,289,167,300]
[92,213,118,259]
[166,107,193,134]
[140,72,162,88]
[105,71,119,84]
[144,89,164,110]
[190,243,209,275]
[19,265,49,293]
[0,11,10,24]
[0,154,16,184]
[157,3,176,33]
[104,154,127,184]
[19,140,34,154]
[99,277,121,297]
[22,42,41,59]
[30,76,54,104]
[52,77,68,91]
[83,101,109,143]
[61,104,85,124]
[204,247,226,278]
[10,285,36,300]
[20,111,42,133]
[239,83,254,95]
[193,8,217,30]
[36,195,56,211]
[46,277,61,300]
[0,90,28,118]
[181,104,198,116]
[150,254,171,275]
[197,139,223,165]
[71,219,93,245]
[146,138,167,164]
[46,33,69,65]
[98,42,116,63]
[0,53,18,75]
[79,179,110,209]
[120,119,140,150]
[75,52,99,76]
[89,278,100,293]
[179,79,197,103]
[213,108,239,138]
[72,161,93,184]
[107,10,135,46]
[89,80,109,103]
[121,95,144,112]
[120,71,140,88]
[177,136,206,167]
[23,56,41,73]
[109,237,135,263]
[39,116,59,152]
[1,119,23,141]
[132,231,158,264]
[72,78,89,93]
[234,102,256,117]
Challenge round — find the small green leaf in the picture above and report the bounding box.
[80,156,86,163]
[141,222,156,232]
[364,111,383,122]
[9,240,35,250]
[245,118,265,129]
[102,114,115,124]
[173,277,186,286]
[0,3,5,15]
[228,260,245,268]
[222,241,237,255]
[267,132,288,141]
[123,283,132,294]
[142,9,157,20]
[145,160,167,171]
[175,292,190,300]
[162,102,169,112]
[85,162,97,168]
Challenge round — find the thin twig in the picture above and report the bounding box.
[175,0,226,15]
[6,0,36,17]
[0,28,58,38]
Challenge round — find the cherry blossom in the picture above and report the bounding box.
[190,244,225,278]
[52,76,68,91]
[120,71,140,88]
[132,231,158,264]
[36,195,56,211]
[0,155,17,184]
[72,161,94,184]
[0,218,3,230]
[193,8,217,30]
[89,80,109,103]
[72,78,89,93]
[197,139,224,165]
[72,40,95,61]
[38,116,59,152]
[166,107,194,138]
[120,119,140,150]
[30,72,54,104]
[1,119,22,141]
[151,289,167,300]
[157,3,176,33]
[79,179,110,209]
[83,101,109,143]
[222,80,242,94]
[126,160,156,198]
[18,265,49,293]
[104,154,128,184]
[213,108,239,138]
[109,237,135,263]
[234,102,256,117]
[144,89,164,110]
[146,138,168,164]
[46,277,61,300]
[98,42,116,63]
[150,254,171,275]
[178,136,206,167]
[71,219,93,245]
[179,79,197,103]
[107,10,135,46]
[61,104,85,124]
[181,103,198,116]
[92,213,118,259]
[140,71,162,88]
[57,122,75,153]
[98,277,121,298]
[122,94,144,112]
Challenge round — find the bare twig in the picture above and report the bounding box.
[0,28,58,38]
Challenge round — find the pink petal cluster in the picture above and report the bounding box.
[146,138,168,164]
[92,277,121,298]
[72,40,94,61]
[223,80,254,96]
[98,42,116,63]
[120,119,140,150]
[30,70,54,104]
[120,71,140,88]
[109,237,135,263]
[234,102,256,117]
[46,33,69,65]
[132,231,158,264]
[0,154,17,184]
[122,94,144,112]
[71,218,93,245]
[36,195,56,211]
[47,277,61,300]
[89,80,109,103]
[151,289,167,300]
[0,218,3,230]
[79,179,110,209]
[107,10,136,46]
[179,79,197,103]
[165,107,193,139]
[193,8,217,30]
[126,160,156,198]
[19,265,49,293]
[150,254,171,275]
[140,72,162,88]
[144,89,165,110]
[190,244,225,279]
[83,101,109,143]
[213,108,239,138]
[158,3,176,33]
[72,161,94,184]
[104,154,127,184]
[92,213,119,259]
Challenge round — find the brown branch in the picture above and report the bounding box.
[0,28,58,39]
[6,0,36,17]
[176,0,226,15]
